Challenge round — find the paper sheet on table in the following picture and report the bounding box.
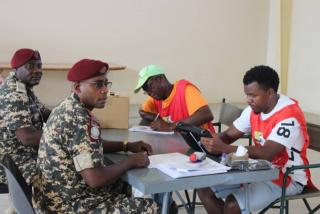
[129,125,174,135]
[148,153,231,178]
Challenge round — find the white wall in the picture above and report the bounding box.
[0,0,270,105]
[288,0,320,115]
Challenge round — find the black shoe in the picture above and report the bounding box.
[0,183,8,193]
[169,201,179,214]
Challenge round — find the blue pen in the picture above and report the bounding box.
[176,168,199,173]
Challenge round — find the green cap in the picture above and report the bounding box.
[134,64,164,93]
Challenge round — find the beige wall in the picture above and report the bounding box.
[287,0,320,115]
[0,0,270,106]
[266,0,280,73]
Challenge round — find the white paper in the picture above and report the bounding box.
[129,126,174,135]
[235,145,248,157]
[148,153,230,178]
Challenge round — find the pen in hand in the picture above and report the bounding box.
[154,113,160,121]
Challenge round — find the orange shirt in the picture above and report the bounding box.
[142,81,210,129]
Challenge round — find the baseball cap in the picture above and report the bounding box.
[134,64,164,93]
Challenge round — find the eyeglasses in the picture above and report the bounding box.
[82,80,112,89]
[92,80,112,89]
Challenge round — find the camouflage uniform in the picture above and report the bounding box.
[0,72,47,185]
[33,93,159,214]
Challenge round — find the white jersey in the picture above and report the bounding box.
[233,94,308,185]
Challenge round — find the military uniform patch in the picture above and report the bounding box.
[16,81,27,93]
[90,126,100,140]
[87,111,101,141]
[73,153,94,171]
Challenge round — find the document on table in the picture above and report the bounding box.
[129,125,174,135]
[148,152,231,178]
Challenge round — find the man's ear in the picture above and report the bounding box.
[73,82,81,94]
[14,68,20,74]
[14,68,22,79]
[267,87,276,96]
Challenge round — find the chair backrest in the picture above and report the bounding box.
[218,98,243,127]
[0,155,34,214]
[307,123,320,152]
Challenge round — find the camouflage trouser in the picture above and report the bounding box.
[93,195,159,214]
[83,180,159,214]
[0,154,36,185]
[34,179,159,214]
[0,166,6,184]
[0,153,6,184]
[34,196,159,214]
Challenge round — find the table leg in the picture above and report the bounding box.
[161,192,170,214]
[243,183,250,214]
[175,191,191,214]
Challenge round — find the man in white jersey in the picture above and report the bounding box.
[196,65,313,214]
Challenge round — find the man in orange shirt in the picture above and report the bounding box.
[134,64,215,213]
[134,64,215,133]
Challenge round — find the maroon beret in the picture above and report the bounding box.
[67,59,109,82]
[11,48,41,69]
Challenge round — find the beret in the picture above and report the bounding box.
[67,59,109,82]
[11,48,41,69]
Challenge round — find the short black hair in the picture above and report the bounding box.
[243,65,279,92]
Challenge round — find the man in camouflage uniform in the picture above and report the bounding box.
[33,59,159,214]
[0,48,51,188]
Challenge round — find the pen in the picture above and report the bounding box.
[189,132,206,153]
[154,113,160,121]
[176,168,199,173]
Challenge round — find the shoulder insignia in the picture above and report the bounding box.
[90,126,100,140]
[16,81,27,93]
[87,110,101,141]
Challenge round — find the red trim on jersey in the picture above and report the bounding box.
[153,79,215,133]
[250,98,313,188]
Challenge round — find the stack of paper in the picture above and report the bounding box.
[129,125,174,135]
[149,153,230,178]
